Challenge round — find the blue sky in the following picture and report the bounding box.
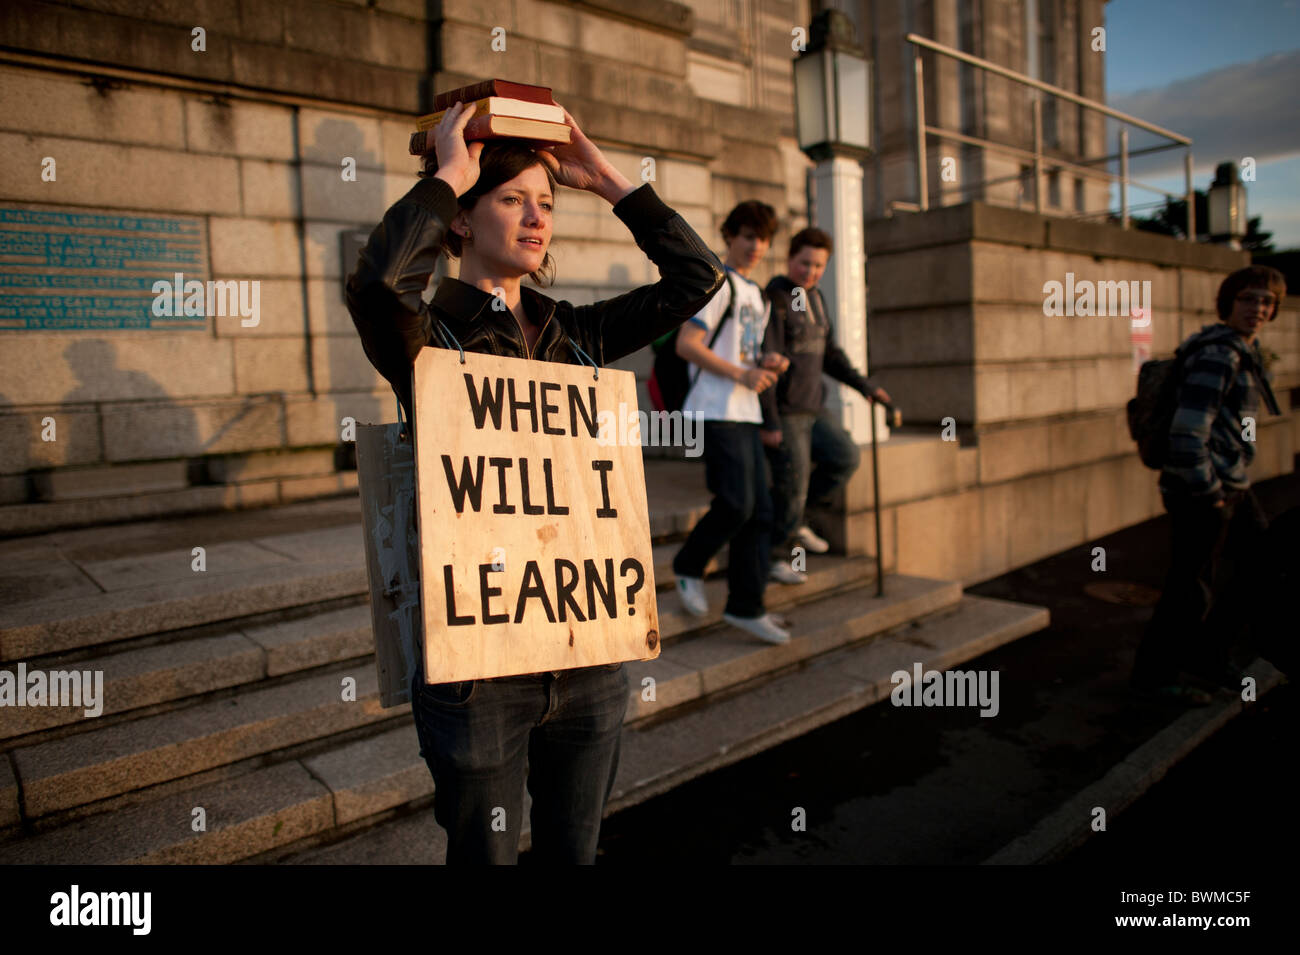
[1104,0,1300,247]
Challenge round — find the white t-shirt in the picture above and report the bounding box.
[682,266,770,423]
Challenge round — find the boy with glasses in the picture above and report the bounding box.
[1131,265,1285,704]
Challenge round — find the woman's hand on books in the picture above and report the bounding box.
[535,108,635,204]
[432,101,485,196]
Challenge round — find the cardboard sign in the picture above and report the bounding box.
[413,347,660,683]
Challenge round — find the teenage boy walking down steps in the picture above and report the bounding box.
[760,227,891,576]
[671,200,792,644]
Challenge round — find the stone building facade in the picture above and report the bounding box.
[1,0,1292,591]
[0,0,814,533]
[855,0,1111,218]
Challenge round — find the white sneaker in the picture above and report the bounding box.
[723,612,791,644]
[795,525,830,554]
[676,575,708,617]
[768,562,807,585]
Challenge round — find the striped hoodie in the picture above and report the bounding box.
[1160,322,1277,504]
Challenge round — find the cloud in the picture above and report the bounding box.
[1109,50,1300,176]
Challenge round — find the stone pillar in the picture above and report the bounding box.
[810,156,889,446]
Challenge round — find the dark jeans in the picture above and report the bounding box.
[672,420,772,617]
[766,407,862,549]
[410,659,628,864]
[1132,488,1269,687]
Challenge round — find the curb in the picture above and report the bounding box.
[983,657,1286,865]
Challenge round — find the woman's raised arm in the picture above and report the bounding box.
[571,184,726,364]
[345,177,455,412]
[346,102,484,412]
[534,107,725,362]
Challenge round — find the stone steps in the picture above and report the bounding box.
[0,557,367,661]
[0,466,712,541]
[0,628,272,741]
[0,760,338,865]
[0,478,361,538]
[0,547,817,743]
[289,593,1047,864]
[9,666,395,819]
[0,527,716,663]
[608,594,1049,812]
[0,554,874,818]
[0,575,1008,862]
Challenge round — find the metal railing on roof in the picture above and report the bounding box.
[895,32,1196,239]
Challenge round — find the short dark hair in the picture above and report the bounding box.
[1216,264,1286,322]
[419,140,558,287]
[721,200,778,243]
[789,227,832,259]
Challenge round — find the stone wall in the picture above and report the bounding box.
[0,0,806,533]
[0,0,432,113]
[7,0,1277,583]
[859,0,1111,221]
[816,201,1300,584]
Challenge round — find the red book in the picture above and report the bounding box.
[417,97,565,130]
[409,116,571,155]
[432,79,554,113]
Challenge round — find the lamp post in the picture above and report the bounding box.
[1207,160,1247,250]
[794,10,888,590]
[793,9,882,448]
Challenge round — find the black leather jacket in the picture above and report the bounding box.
[346,175,725,424]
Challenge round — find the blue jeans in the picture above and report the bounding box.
[410,659,628,864]
[767,407,861,548]
[672,420,772,617]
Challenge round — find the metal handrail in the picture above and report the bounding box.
[903,32,1196,240]
[924,125,1118,184]
[906,127,1191,217]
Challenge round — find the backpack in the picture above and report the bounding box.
[1127,339,1213,470]
[1126,333,1278,470]
[648,271,738,413]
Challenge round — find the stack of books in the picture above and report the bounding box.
[409,79,571,154]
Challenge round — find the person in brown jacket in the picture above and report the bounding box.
[346,101,724,864]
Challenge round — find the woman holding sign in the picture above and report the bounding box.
[347,100,725,864]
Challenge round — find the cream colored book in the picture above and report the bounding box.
[417,97,565,130]
[409,117,571,154]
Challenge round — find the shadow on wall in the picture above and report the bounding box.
[61,339,176,406]
[0,341,205,506]
[9,115,400,510]
[306,117,403,445]
[0,392,16,506]
[56,339,203,490]
[16,339,285,502]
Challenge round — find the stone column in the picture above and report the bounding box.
[809,156,889,446]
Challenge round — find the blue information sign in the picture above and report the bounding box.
[0,205,209,330]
